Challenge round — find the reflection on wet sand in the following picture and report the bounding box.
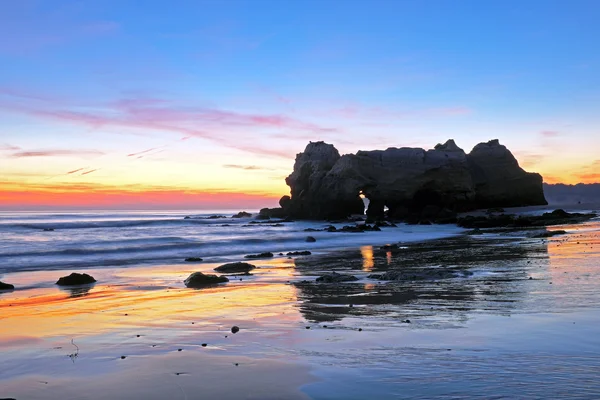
[294,235,551,323]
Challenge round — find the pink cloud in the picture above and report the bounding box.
[540,131,560,137]
[81,169,99,175]
[10,149,104,158]
[0,94,335,158]
[0,143,21,151]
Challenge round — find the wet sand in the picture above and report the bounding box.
[1,219,600,399]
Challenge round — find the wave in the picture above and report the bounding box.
[1,217,255,231]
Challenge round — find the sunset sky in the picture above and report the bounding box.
[1,0,599,210]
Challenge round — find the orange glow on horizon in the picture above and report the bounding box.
[0,181,282,209]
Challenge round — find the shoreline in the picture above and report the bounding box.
[1,209,600,399]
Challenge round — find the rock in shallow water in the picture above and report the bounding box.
[184,257,204,262]
[214,262,256,273]
[244,252,274,259]
[56,273,96,286]
[316,272,359,283]
[305,236,317,243]
[184,272,229,287]
[0,281,15,290]
[231,211,252,218]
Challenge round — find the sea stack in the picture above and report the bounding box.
[280,139,547,220]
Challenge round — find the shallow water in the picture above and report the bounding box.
[0,210,462,273]
[1,213,600,399]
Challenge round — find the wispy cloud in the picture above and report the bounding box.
[0,143,21,151]
[66,167,87,174]
[81,169,99,175]
[10,149,104,158]
[223,164,270,170]
[540,130,560,138]
[0,93,336,158]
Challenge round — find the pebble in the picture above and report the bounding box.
[201,343,207,347]
[231,326,240,334]
[121,356,127,359]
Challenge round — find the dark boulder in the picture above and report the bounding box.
[185,257,203,262]
[232,211,252,218]
[305,236,317,242]
[258,207,287,219]
[316,272,359,283]
[184,272,228,287]
[0,281,15,290]
[56,273,96,286]
[244,252,274,259]
[287,251,312,256]
[214,262,256,273]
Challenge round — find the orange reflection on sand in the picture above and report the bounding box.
[0,279,300,343]
[546,225,600,285]
[360,246,374,272]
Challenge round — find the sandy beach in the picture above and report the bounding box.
[1,212,600,399]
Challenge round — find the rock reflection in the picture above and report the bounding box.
[59,284,95,298]
[294,235,550,323]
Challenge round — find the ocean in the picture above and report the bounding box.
[0,210,463,275]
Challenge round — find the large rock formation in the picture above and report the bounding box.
[281,139,546,220]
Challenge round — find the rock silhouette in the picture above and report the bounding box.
[281,139,546,220]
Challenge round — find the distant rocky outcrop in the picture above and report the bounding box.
[280,139,547,220]
[0,281,14,290]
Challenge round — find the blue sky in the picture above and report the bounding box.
[0,0,599,208]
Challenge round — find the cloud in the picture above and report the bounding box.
[127,147,163,157]
[576,173,600,182]
[66,167,86,174]
[81,169,99,175]
[10,149,105,158]
[0,143,21,151]
[540,131,560,138]
[223,164,269,170]
[0,94,336,158]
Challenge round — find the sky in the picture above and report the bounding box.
[1,0,599,210]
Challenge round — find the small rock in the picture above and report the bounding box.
[201,343,207,347]
[184,257,203,262]
[121,356,127,359]
[244,252,274,259]
[178,348,182,352]
[305,236,317,243]
[231,326,240,334]
[232,211,252,218]
[286,251,312,256]
[305,326,311,329]
[184,272,229,288]
[56,272,96,286]
[214,262,256,273]
[358,328,362,332]
[316,272,359,283]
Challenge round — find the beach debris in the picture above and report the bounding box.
[315,272,359,283]
[231,326,240,334]
[184,257,204,262]
[184,272,229,287]
[56,272,96,286]
[287,251,312,256]
[0,281,15,290]
[305,236,317,242]
[214,262,256,273]
[244,252,274,259]
[232,211,252,218]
